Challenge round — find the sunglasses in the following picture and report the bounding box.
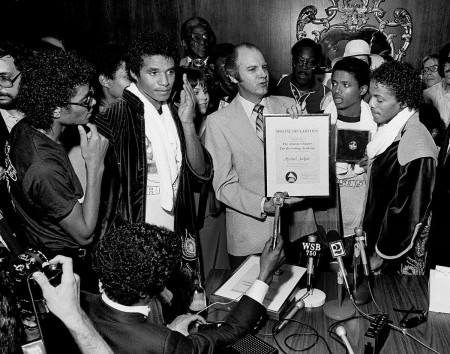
[189,33,212,43]
[64,89,94,109]
[394,306,428,328]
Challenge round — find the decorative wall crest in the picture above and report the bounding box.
[296,0,412,65]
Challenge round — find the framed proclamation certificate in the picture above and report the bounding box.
[264,114,330,197]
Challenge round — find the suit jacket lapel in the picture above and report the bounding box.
[228,98,264,160]
[442,124,450,166]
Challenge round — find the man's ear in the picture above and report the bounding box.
[52,107,62,118]
[360,84,368,97]
[228,74,238,84]
[99,74,110,89]
[130,70,139,82]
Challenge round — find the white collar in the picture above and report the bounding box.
[101,292,150,317]
[238,93,267,118]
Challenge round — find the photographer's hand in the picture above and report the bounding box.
[33,255,81,321]
[33,256,113,354]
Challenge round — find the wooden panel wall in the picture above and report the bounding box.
[4,0,450,82]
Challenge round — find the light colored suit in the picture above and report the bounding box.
[205,95,316,256]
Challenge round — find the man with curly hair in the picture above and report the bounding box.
[5,50,109,287]
[83,222,284,354]
[363,61,438,275]
[95,32,211,282]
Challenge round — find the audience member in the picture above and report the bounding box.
[180,17,216,68]
[276,38,330,113]
[174,67,229,275]
[0,40,30,239]
[419,102,446,148]
[205,42,315,269]
[6,50,109,289]
[331,39,383,70]
[94,32,212,308]
[322,57,377,245]
[32,255,113,354]
[90,43,131,114]
[421,53,441,89]
[208,43,238,111]
[369,31,391,57]
[364,61,437,275]
[83,222,283,353]
[423,56,450,127]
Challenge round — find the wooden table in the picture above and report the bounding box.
[205,270,450,354]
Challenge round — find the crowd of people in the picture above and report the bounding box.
[1,15,450,354]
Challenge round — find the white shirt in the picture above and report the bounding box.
[102,292,150,317]
[0,109,22,132]
[237,94,268,132]
[101,279,269,317]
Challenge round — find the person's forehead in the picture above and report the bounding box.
[141,55,175,68]
[370,81,395,97]
[71,84,90,100]
[293,47,316,59]
[190,26,208,35]
[237,47,265,67]
[332,70,357,82]
[424,58,438,67]
[444,62,450,69]
[0,55,17,74]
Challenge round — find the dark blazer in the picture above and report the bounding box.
[429,124,450,268]
[94,88,213,278]
[82,292,265,354]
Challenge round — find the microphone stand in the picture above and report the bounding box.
[323,270,355,320]
[271,192,284,249]
[295,235,326,308]
[272,192,284,277]
[351,227,371,305]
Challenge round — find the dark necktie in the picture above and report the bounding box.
[253,103,265,142]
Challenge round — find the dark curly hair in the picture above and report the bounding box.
[16,50,95,131]
[370,61,422,110]
[333,56,370,88]
[291,38,323,63]
[92,223,182,306]
[0,40,33,72]
[126,31,179,80]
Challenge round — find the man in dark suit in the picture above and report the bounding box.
[428,122,450,269]
[82,222,284,354]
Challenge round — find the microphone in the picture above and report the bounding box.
[354,227,369,276]
[335,326,355,354]
[271,192,285,249]
[326,230,353,301]
[304,234,320,293]
[275,299,305,333]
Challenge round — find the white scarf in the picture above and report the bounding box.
[366,108,415,159]
[127,84,182,212]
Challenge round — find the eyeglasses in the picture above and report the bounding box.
[0,72,21,89]
[422,65,439,74]
[394,306,428,328]
[189,33,211,43]
[293,58,317,69]
[64,89,94,109]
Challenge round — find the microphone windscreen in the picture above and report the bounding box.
[326,230,341,243]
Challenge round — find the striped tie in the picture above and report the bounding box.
[253,103,265,142]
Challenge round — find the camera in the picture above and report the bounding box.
[9,248,62,316]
